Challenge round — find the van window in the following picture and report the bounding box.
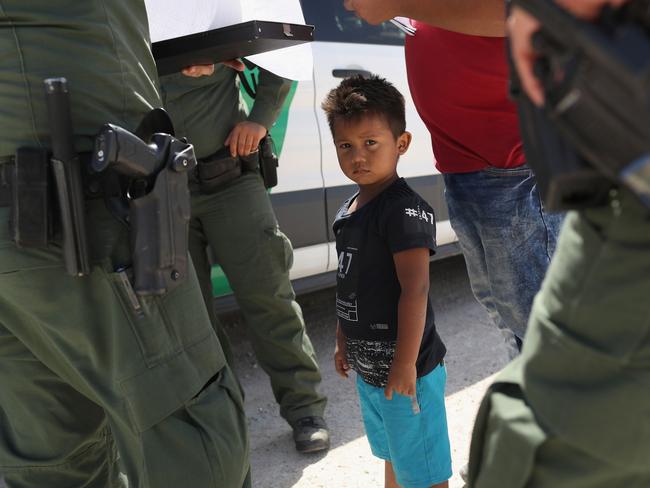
[301,0,405,46]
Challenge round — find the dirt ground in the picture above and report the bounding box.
[221,256,511,488]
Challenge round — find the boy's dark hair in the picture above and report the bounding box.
[321,75,406,139]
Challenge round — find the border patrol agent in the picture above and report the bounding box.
[468,0,650,485]
[161,64,329,453]
[0,2,250,487]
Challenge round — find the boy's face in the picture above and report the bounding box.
[333,114,411,187]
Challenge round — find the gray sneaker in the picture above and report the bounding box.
[292,416,330,453]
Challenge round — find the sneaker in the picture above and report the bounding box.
[292,416,330,453]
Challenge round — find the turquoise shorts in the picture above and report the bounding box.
[356,364,452,488]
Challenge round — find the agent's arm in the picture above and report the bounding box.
[508,0,629,105]
[344,0,506,36]
[225,66,292,156]
[384,247,430,400]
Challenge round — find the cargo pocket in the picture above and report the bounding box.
[182,367,249,487]
[470,382,548,488]
[107,267,212,368]
[108,269,181,367]
[263,226,294,273]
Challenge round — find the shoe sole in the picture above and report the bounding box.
[295,439,330,454]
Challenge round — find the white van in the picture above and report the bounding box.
[213,1,458,305]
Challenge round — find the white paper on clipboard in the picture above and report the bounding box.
[145,0,313,80]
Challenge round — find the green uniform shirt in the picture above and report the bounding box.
[161,64,291,159]
[0,0,161,160]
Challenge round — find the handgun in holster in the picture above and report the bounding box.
[509,0,650,211]
[91,117,197,296]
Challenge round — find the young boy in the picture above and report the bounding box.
[322,75,452,488]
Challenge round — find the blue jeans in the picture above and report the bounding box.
[444,167,563,358]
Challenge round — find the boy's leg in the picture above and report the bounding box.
[443,168,562,358]
[357,366,452,488]
[385,461,399,488]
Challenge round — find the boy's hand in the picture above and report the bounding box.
[334,344,350,378]
[334,322,350,378]
[384,360,417,400]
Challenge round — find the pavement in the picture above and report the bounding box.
[220,255,511,488]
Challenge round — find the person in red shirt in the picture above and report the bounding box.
[344,0,563,360]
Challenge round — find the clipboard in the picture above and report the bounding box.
[152,20,314,76]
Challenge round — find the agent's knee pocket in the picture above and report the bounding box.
[184,367,249,487]
[471,383,548,488]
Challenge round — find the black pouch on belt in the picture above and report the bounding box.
[259,134,278,189]
[196,146,242,194]
[10,147,53,247]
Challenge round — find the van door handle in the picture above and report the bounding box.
[332,69,372,79]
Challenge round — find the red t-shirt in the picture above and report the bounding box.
[405,22,525,173]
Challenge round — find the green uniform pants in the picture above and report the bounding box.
[189,173,326,425]
[0,200,250,488]
[468,189,650,487]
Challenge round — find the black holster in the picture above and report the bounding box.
[129,153,192,295]
[92,118,197,295]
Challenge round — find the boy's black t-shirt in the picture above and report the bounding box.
[333,178,446,387]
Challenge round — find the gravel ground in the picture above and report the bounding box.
[220,255,511,488]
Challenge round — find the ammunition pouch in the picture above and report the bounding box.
[5,148,55,248]
[196,132,278,194]
[259,133,279,189]
[196,147,243,194]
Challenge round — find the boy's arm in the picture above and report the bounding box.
[385,247,431,399]
[225,66,292,156]
[334,321,350,378]
[344,0,506,37]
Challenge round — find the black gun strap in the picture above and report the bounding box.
[237,59,259,99]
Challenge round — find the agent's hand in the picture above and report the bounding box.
[181,59,246,78]
[508,0,628,106]
[343,0,399,25]
[384,360,416,400]
[224,121,267,157]
[181,64,215,77]
[556,0,628,19]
